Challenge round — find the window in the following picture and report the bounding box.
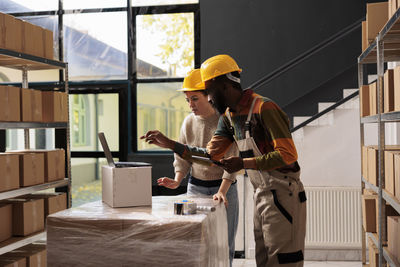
[137,82,190,151]
[0,0,57,12]
[69,93,119,151]
[132,0,198,7]
[135,7,199,151]
[71,95,89,147]
[136,13,194,78]
[71,157,110,207]
[64,0,126,10]
[64,12,127,81]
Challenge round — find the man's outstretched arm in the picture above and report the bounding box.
[141,130,232,163]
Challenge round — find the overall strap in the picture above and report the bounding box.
[245,97,259,139]
[224,108,237,142]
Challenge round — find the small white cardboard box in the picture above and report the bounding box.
[102,165,152,208]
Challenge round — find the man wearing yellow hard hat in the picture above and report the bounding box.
[156,69,239,266]
[142,55,306,267]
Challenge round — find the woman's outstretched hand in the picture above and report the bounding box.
[157,177,180,189]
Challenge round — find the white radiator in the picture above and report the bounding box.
[305,186,362,249]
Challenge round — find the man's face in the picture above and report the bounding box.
[205,79,227,114]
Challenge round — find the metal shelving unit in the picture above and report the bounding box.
[0,179,69,201]
[0,47,70,255]
[0,122,68,129]
[0,232,46,255]
[358,7,400,267]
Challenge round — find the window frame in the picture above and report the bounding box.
[3,1,200,159]
[130,4,200,153]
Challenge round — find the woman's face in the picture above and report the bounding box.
[184,91,213,116]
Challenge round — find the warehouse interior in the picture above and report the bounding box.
[0,0,399,266]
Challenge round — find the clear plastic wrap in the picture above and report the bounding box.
[47,196,229,267]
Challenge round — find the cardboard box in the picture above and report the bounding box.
[31,89,42,122]
[28,192,67,219]
[389,0,397,17]
[102,165,152,208]
[60,92,68,122]
[0,244,46,267]
[21,88,42,122]
[43,28,54,59]
[0,204,12,242]
[388,216,400,263]
[395,154,400,201]
[367,145,400,186]
[27,149,65,182]
[362,146,368,179]
[0,154,19,192]
[22,21,44,57]
[362,191,377,232]
[21,88,32,122]
[362,21,368,52]
[47,198,228,266]
[32,25,44,58]
[366,2,389,41]
[0,12,23,53]
[394,66,400,111]
[360,85,370,117]
[3,198,44,236]
[375,202,399,237]
[385,151,400,196]
[42,91,68,122]
[368,236,379,267]
[0,85,20,122]
[370,82,377,116]
[0,256,26,267]
[7,152,44,187]
[384,69,395,113]
[392,0,399,17]
[43,193,67,216]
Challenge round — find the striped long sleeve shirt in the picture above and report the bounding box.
[174,89,299,172]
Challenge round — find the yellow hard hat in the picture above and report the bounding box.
[200,54,242,82]
[177,69,205,91]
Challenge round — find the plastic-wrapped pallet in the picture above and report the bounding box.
[46,196,229,267]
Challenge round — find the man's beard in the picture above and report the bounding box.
[211,91,228,114]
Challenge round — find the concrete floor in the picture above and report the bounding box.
[232,259,362,267]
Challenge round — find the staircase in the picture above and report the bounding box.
[292,88,361,187]
[290,88,362,260]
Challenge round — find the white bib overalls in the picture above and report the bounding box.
[225,97,306,267]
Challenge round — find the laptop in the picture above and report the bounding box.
[98,132,151,168]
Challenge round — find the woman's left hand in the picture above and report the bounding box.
[213,191,228,208]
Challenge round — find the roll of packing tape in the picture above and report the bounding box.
[196,206,216,212]
[174,200,197,215]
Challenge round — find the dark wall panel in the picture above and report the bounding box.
[200,0,365,110]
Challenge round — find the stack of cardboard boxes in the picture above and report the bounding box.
[362,2,390,52]
[0,12,53,59]
[362,189,399,235]
[0,85,68,123]
[0,149,66,194]
[0,243,47,267]
[362,189,399,267]
[389,0,399,18]
[0,193,67,257]
[46,197,229,267]
[359,68,400,118]
[388,216,400,265]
